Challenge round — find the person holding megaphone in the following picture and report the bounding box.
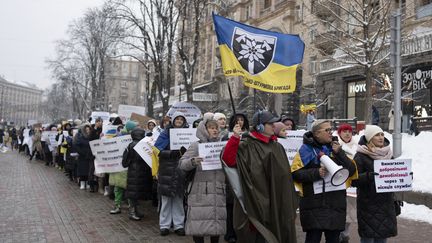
[291,120,357,243]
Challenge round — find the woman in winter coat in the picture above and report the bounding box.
[29,128,43,161]
[73,124,93,190]
[352,125,397,243]
[179,119,226,243]
[122,127,153,220]
[154,112,188,236]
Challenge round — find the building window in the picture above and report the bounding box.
[309,56,317,75]
[264,0,271,9]
[295,4,303,22]
[121,81,127,88]
[347,80,366,120]
[417,0,432,18]
[309,25,317,43]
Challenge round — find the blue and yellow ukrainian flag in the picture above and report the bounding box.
[213,14,305,93]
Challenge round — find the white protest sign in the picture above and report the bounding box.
[374,159,413,193]
[277,130,306,165]
[63,131,69,137]
[169,128,199,150]
[198,141,227,171]
[133,138,153,168]
[89,135,132,174]
[90,111,110,124]
[118,104,146,121]
[57,134,63,146]
[166,102,202,125]
[313,173,347,194]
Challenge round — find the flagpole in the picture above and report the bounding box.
[253,89,256,112]
[227,80,236,114]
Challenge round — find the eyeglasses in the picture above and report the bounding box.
[320,128,332,133]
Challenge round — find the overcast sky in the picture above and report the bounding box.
[0,0,106,90]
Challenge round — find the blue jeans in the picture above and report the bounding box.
[360,238,387,243]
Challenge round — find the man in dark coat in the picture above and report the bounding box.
[222,110,298,243]
[88,117,102,192]
[74,124,93,190]
[122,128,153,221]
[291,120,357,243]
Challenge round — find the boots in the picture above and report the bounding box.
[80,181,86,190]
[104,186,110,196]
[128,206,142,221]
[110,205,121,214]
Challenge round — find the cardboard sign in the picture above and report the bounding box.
[169,128,199,150]
[277,130,306,165]
[89,135,132,174]
[374,159,413,193]
[166,101,202,125]
[118,104,146,121]
[130,112,153,128]
[102,124,118,138]
[198,141,227,170]
[133,138,153,168]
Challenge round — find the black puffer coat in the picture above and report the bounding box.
[73,125,93,177]
[122,128,153,200]
[352,136,397,238]
[292,131,357,231]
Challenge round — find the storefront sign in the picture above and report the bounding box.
[348,82,366,94]
[193,92,218,102]
[402,67,432,92]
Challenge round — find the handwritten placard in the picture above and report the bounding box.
[374,159,413,193]
[277,130,306,165]
[169,128,199,150]
[133,138,153,168]
[198,141,227,171]
[89,135,132,174]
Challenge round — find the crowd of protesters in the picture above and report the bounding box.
[1,108,403,243]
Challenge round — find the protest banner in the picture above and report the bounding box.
[169,128,199,150]
[130,112,153,128]
[198,141,227,170]
[90,111,110,124]
[374,159,413,193]
[89,135,132,174]
[118,104,146,121]
[277,130,306,165]
[133,138,153,168]
[166,101,202,125]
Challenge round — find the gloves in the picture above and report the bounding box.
[368,172,379,181]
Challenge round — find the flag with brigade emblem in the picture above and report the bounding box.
[213,13,304,93]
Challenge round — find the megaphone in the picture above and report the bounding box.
[319,153,349,186]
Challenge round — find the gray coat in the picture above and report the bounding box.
[179,121,226,236]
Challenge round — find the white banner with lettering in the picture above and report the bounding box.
[313,173,347,194]
[118,104,146,121]
[374,159,413,193]
[90,111,110,124]
[169,128,199,150]
[166,102,202,125]
[89,135,132,174]
[133,138,153,168]
[277,130,306,165]
[198,141,227,171]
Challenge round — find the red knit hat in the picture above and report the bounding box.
[337,123,353,134]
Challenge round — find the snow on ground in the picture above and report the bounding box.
[400,202,432,224]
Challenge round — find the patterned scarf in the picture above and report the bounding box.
[357,144,393,160]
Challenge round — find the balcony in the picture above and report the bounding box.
[416,3,432,19]
[313,1,338,18]
[314,30,338,54]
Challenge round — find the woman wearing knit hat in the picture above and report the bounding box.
[214,112,228,138]
[337,124,357,159]
[352,125,397,242]
[273,122,288,138]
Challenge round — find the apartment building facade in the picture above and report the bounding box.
[0,77,43,127]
